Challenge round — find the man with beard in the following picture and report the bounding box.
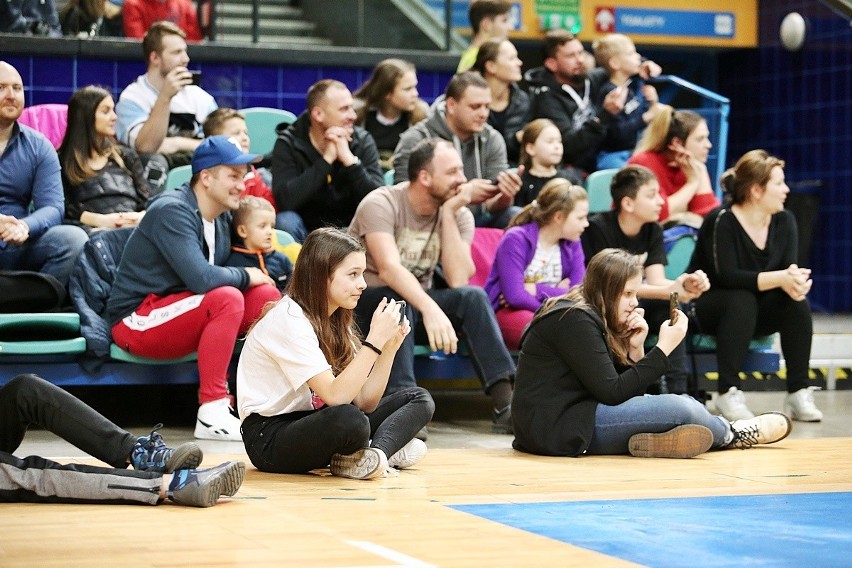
[393,71,522,229]
[0,61,88,288]
[526,30,659,175]
[271,79,384,242]
[349,138,516,434]
[115,21,217,173]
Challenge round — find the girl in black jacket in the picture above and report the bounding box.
[512,248,792,458]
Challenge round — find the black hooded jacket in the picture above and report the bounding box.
[271,112,384,231]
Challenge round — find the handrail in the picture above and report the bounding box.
[650,74,730,197]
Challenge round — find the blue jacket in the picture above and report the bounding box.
[69,227,135,361]
[107,184,250,325]
[225,246,292,292]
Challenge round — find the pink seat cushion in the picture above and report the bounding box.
[18,104,69,149]
[469,227,504,287]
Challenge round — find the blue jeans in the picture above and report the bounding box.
[586,393,731,455]
[275,211,308,243]
[0,224,88,287]
[355,285,516,394]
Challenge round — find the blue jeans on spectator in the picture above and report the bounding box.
[355,285,516,395]
[275,211,308,243]
[0,224,88,286]
[586,393,731,455]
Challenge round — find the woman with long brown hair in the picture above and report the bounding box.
[237,228,434,479]
[58,85,150,233]
[690,149,821,423]
[511,248,792,458]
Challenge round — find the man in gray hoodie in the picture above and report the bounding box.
[392,71,522,228]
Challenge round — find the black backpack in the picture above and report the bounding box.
[0,270,66,314]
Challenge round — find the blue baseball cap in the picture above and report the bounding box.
[191,135,262,174]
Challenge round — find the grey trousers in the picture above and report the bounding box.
[0,374,161,505]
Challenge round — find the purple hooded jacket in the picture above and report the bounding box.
[484,222,585,312]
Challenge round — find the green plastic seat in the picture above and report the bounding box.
[0,313,85,356]
[240,107,297,155]
[164,164,192,191]
[384,169,395,186]
[109,344,198,364]
[0,337,86,355]
[664,236,697,280]
[584,168,618,213]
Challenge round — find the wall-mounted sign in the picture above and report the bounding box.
[606,7,735,38]
[536,0,581,33]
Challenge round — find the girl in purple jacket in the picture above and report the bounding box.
[484,179,589,349]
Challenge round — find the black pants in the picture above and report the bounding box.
[241,387,435,474]
[693,289,812,393]
[642,299,689,394]
[0,375,161,504]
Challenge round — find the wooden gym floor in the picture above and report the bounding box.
[2,389,851,567]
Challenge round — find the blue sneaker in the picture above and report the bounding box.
[168,461,246,508]
[130,423,203,473]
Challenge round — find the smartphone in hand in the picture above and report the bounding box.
[669,292,679,325]
[385,300,406,325]
[189,70,202,86]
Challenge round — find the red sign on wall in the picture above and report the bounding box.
[594,7,616,33]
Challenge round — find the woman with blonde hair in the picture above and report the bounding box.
[238,228,434,479]
[353,58,429,170]
[628,106,719,226]
[58,85,150,233]
[484,179,588,349]
[690,149,821,423]
[511,248,792,458]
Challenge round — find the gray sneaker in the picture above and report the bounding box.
[167,461,246,507]
[628,425,714,458]
[330,448,387,480]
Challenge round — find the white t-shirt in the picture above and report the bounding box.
[524,242,563,285]
[237,296,332,421]
[115,74,218,148]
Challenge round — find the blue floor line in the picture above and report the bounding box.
[450,492,852,567]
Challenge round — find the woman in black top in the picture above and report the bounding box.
[353,59,429,171]
[58,85,150,233]
[512,248,792,458]
[690,149,822,423]
[471,38,530,166]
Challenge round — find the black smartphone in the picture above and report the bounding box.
[669,292,679,325]
[189,70,202,86]
[385,300,406,324]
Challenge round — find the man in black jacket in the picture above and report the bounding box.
[271,79,384,242]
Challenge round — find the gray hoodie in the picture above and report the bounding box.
[391,101,508,185]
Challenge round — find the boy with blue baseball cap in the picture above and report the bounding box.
[108,135,281,441]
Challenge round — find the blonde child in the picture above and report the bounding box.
[203,108,277,212]
[484,179,589,349]
[592,33,661,170]
[516,119,583,207]
[224,197,293,292]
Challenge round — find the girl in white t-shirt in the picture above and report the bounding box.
[237,228,435,479]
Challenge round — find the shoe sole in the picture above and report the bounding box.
[784,405,822,423]
[330,449,385,479]
[628,425,714,458]
[165,442,204,473]
[218,461,246,497]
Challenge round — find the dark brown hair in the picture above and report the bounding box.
[468,0,511,34]
[721,149,785,205]
[142,21,186,64]
[610,165,657,212]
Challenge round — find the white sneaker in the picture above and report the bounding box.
[784,387,823,422]
[388,438,427,469]
[330,448,388,480]
[195,398,243,441]
[715,387,755,421]
[729,412,792,449]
